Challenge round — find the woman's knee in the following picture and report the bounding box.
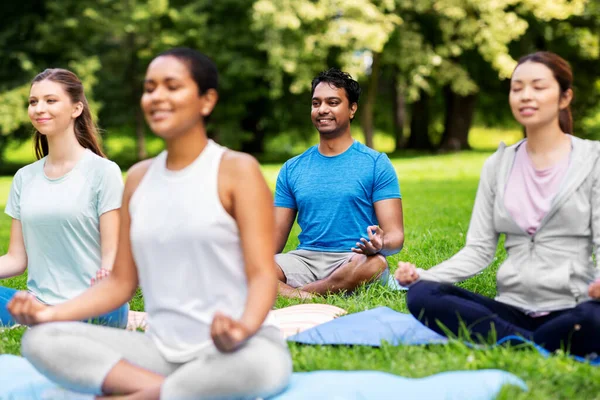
[163,338,292,400]
[406,280,443,317]
[227,338,292,398]
[21,322,78,361]
[21,323,57,360]
[575,301,600,326]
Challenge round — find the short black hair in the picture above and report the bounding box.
[311,68,361,105]
[157,47,219,95]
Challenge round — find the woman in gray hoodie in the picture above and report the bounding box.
[396,51,600,358]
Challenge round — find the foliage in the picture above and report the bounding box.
[0,0,598,157]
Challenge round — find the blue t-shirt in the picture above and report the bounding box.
[275,141,401,252]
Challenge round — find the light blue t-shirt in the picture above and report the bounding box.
[5,149,123,305]
[275,140,401,252]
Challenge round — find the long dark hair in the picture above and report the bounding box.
[514,52,573,134]
[31,68,105,159]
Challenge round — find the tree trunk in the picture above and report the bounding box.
[438,86,476,151]
[391,68,406,150]
[407,90,432,150]
[240,98,267,154]
[360,52,381,149]
[240,130,265,154]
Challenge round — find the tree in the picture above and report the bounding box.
[252,0,401,148]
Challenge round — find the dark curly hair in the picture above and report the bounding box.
[311,68,361,107]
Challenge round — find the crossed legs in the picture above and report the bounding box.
[407,280,600,357]
[21,322,292,399]
[276,251,388,298]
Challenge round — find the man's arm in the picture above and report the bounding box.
[274,207,297,254]
[374,198,404,256]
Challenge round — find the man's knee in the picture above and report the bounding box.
[362,254,388,285]
[274,259,287,283]
[328,254,387,290]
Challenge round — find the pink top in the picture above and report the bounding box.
[505,142,570,236]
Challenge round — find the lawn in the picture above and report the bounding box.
[1,146,599,399]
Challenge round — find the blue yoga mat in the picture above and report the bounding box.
[287,306,600,365]
[0,355,526,400]
[289,306,447,346]
[271,369,526,400]
[386,274,408,291]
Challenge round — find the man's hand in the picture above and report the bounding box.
[211,312,252,353]
[352,225,384,256]
[394,262,420,286]
[90,268,110,286]
[7,291,56,326]
[589,279,600,299]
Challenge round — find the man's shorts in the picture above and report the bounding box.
[275,249,389,288]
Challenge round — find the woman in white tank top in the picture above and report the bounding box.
[9,48,292,399]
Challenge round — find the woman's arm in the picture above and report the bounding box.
[415,151,502,284]
[9,161,152,324]
[211,152,278,352]
[0,219,28,279]
[98,210,120,272]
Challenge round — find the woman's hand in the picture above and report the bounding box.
[395,262,420,286]
[588,279,600,299]
[91,268,110,286]
[211,312,252,353]
[7,291,56,326]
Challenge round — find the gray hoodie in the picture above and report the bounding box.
[418,135,600,313]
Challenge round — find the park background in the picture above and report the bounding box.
[1,1,600,399]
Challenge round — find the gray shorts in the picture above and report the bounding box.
[275,249,355,288]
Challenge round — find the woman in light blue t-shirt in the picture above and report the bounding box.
[0,68,128,328]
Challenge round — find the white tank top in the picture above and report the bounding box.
[130,140,276,362]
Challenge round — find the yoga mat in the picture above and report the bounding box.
[386,274,408,291]
[288,306,448,346]
[288,306,600,365]
[272,369,527,400]
[0,355,93,399]
[0,355,527,400]
[271,304,347,338]
[123,304,348,337]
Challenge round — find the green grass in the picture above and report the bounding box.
[1,140,599,399]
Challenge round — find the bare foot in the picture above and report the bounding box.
[278,282,315,300]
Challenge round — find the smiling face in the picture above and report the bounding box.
[28,79,82,137]
[141,55,217,139]
[509,61,572,132]
[311,82,357,138]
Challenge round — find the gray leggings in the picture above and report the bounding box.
[21,322,293,399]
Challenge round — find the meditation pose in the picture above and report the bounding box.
[275,68,404,298]
[0,68,127,328]
[396,52,600,358]
[9,48,292,399]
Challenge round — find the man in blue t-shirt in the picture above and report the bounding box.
[274,68,404,298]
